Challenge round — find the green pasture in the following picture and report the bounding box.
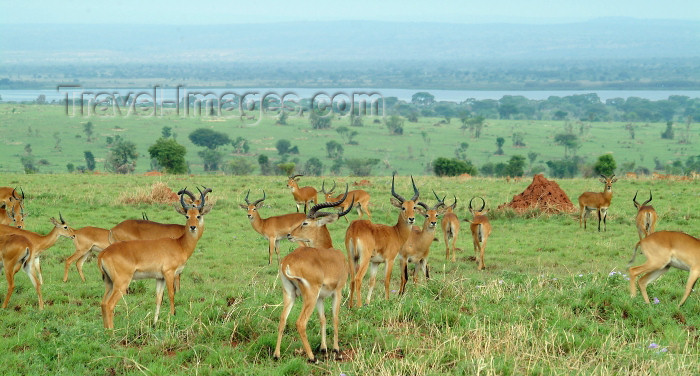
[0,173,699,375]
[1,104,698,176]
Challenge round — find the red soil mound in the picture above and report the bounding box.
[353,179,372,186]
[498,174,576,213]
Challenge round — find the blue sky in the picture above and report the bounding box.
[3,0,699,24]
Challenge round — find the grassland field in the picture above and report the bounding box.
[0,172,698,375]
[1,104,698,176]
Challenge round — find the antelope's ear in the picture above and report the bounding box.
[415,206,427,216]
[599,178,606,183]
[390,197,402,208]
[200,204,213,216]
[255,201,265,209]
[317,214,339,226]
[174,205,187,215]
[50,217,59,226]
[437,207,448,216]
[239,204,249,210]
[611,178,618,183]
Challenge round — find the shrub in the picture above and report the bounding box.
[433,157,477,177]
[225,157,255,175]
[593,154,617,176]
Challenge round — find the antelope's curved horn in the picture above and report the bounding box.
[178,187,196,209]
[632,190,640,207]
[417,202,429,211]
[59,212,66,224]
[196,186,210,211]
[320,180,327,194]
[391,173,406,203]
[308,184,348,218]
[244,190,251,205]
[329,181,336,194]
[450,195,458,210]
[410,176,419,202]
[289,174,303,179]
[641,189,653,207]
[253,190,266,207]
[478,197,486,212]
[337,197,355,218]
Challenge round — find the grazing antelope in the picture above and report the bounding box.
[0,213,76,284]
[436,192,460,261]
[0,205,25,229]
[578,174,618,231]
[628,231,700,306]
[1,234,42,309]
[465,197,491,271]
[633,190,658,241]
[98,188,212,329]
[63,226,111,282]
[320,181,371,221]
[240,190,306,265]
[287,174,318,213]
[287,187,353,249]
[345,173,419,308]
[398,199,445,294]
[273,246,348,363]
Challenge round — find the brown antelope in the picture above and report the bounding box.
[240,190,306,265]
[0,187,24,211]
[98,188,212,329]
[0,205,25,229]
[0,213,76,284]
[345,173,419,308]
[273,246,348,363]
[465,197,491,271]
[1,234,42,309]
[63,226,111,282]
[287,174,318,213]
[628,231,700,306]
[398,199,445,295]
[320,180,371,221]
[287,187,353,249]
[578,174,618,231]
[436,192,460,261]
[633,190,658,241]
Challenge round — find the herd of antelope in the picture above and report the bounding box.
[1,173,699,363]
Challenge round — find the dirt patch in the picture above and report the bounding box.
[353,179,372,186]
[498,174,576,213]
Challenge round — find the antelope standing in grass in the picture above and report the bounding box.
[63,226,111,282]
[628,231,700,306]
[1,234,41,309]
[98,188,211,329]
[320,181,371,221]
[274,188,352,363]
[287,174,318,213]
[436,192,460,261]
[398,199,445,294]
[345,174,419,307]
[578,174,618,231]
[633,190,658,241]
[240,190,306,265]
[465,197,491,271]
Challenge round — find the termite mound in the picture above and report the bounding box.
[498,174,576,213]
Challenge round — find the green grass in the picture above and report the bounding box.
[1,104,698,175]
[0,173,699,375]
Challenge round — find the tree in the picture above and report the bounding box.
[661,121,674,139]
[554,133,580,157]
[345,158,380,176]
[495,137,505,155]
[258,154,273,176]
[188,128,231,149]
[198,149,223,171]
[553,110,568,120]
[105,140,138,174]
[593,154,617,176]
[66,163,75,173]
[309,111,331,129]
[326,141,344,159]
[433,157,477,177]
[454,142,469,161]
[53,132,62,151]
[225,157,255,175]
[411,92,435,106]
[350,113,363,127]
[231,137,249,154]
[84,151,96,171]
[303,157,324,176]
[276,139,292,155]
[498,103,518,119]
[504,155,526,177]
[161,126,173,138]
[385,115,404,135]
[528,152,539,166]
[512,132,526,147]
[277,162,296,176]
[84,121,94,142]
[148,138,188,174]
[546,157,581,178]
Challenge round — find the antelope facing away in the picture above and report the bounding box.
[398,199,445,294]
[98,188,211,329]
[287,174,318,213]
[464,197,491,271]
[436,192,460,261]
[578,174,617,231]
[345,173,419,308]
[287,186,353,249]
[240,190,306,265]
[274,189,352,363]
[320,180,371,221]
[633,190,658,241]
[1,234,41,309]
[628,231,700,306]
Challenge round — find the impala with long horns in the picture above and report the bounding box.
[628,231,700,306]
[436,192,460,261]
[320,180,371,221]
[98,188,212,329]
[345,173,419,307]
[240,190,306,265]
[287,174,318,213]
[398,199,445,294]
[465,197,491,271]
[578,174,617,231]
[633,190,658,241]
